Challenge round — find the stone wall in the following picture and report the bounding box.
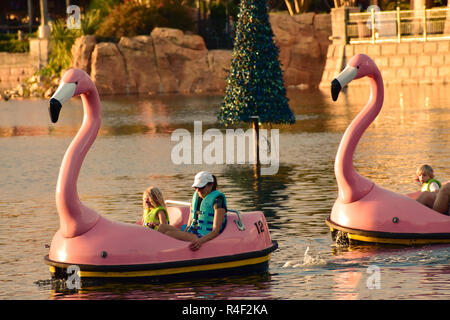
[0,39,48,91]
[71,12,332,96]
[320,40,450,87]
[0,53,38,90]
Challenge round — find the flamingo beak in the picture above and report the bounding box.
[49,98,62,123]
[49,81,77,123]
[331,65,357,101]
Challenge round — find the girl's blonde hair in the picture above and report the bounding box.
[416,164,434,178]
[143,186,166,209]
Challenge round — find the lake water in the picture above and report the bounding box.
[0,84,449,300]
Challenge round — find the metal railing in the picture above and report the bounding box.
[347,6,450,44]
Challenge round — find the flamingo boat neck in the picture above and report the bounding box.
[327,54,450,246]
[44,68,277,283]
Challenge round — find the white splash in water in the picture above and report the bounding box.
[281,246,327,268]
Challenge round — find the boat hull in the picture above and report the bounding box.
[328,185,450,246]
[45,241,277,281]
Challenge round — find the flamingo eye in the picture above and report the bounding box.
[356,66,360,69]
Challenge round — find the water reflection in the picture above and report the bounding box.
[328,244,450,300]
[46,273,272,300]
[137,99,170,135]
[223,165,294,220]
[332,268,362,300]
[0,94,225,137]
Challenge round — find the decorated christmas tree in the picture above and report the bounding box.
[218,0,295,126]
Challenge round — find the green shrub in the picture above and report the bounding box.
[0,39,29,53]
[0,33,16,41]
[81,9,104,35]
[95,0,194,42]
[0,32,35,53]
[89,0,122,15]
[39,19,81,77]
[95,1,160,41]
[156,0,195,32]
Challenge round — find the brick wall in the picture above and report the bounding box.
[0,39,48,90]
[0,52,39,90]
[319,40,450,87]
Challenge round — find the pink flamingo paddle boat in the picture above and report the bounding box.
[44,68,277,282]
[326,54,450,245]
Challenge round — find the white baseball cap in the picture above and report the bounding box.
[192,171,214,188]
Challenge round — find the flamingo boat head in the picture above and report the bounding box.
[49,68,97,123]
[326,54,450,245]
[331,54,381,102]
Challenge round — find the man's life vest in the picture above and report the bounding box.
[188,190,227,237]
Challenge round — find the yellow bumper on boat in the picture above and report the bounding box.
[45,241,278,281]
[49,254,271,279]
[326,218,450,245]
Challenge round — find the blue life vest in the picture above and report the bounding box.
[187,190,227,237]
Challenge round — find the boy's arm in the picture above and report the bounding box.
[430,182,440,193]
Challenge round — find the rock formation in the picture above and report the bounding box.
[71,35,96,75]
[271,12,331,88]
[70,12,331,95]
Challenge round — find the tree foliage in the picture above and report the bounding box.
[95,0,194,41]
[218,0,295,126]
